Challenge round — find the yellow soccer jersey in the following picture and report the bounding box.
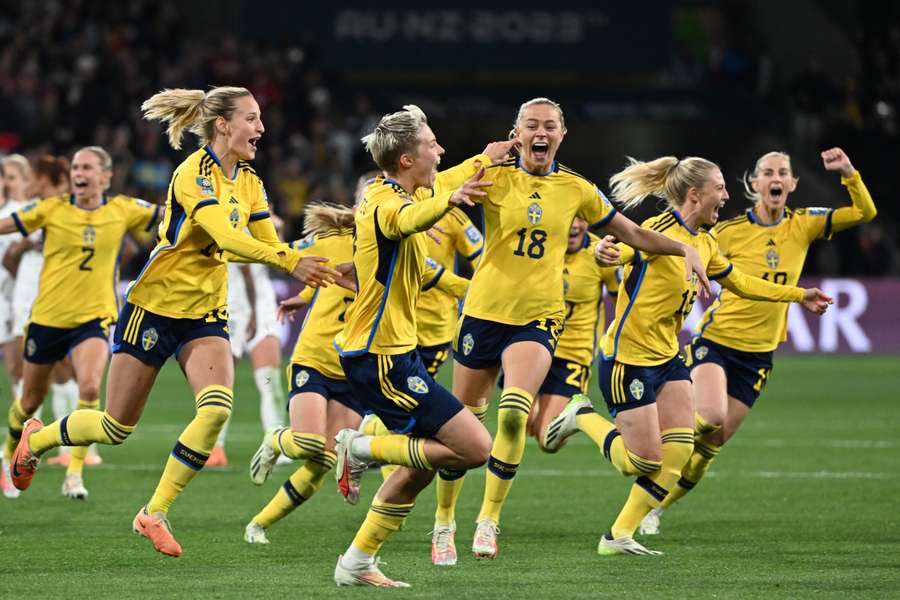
[290,229,355,379]
[12,193,160,329]
[335,161,482,356]
[463,158,616,325]
[600,209,803,366]
[416,207,483,347]
[554,233,620,366]
[127,146,295,319]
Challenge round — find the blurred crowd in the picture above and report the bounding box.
[0,0,896,275]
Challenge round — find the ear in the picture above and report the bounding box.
[215,115,229,136]
[749,176,759,193]
[398,153,414,170]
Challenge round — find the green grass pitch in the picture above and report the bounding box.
[2,356,898,599]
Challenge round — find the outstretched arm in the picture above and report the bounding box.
[820,148,877,234]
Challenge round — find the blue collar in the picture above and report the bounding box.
[69,194,107,210]
[671,209,698,236]
[516,156,558,176]
[204,145,239,181]
[746,207,786,227]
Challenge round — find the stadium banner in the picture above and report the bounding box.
[271,277,900,356]
[243,3,672,72]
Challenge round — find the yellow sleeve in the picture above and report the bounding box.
[247,179,281,244]
[379,193,452,239]
[192,202,299,273]
[578,185,618,228]
[297,285,315,303]
[11,199,51,235]
[451,210,484,262]
[125,197,162,235]
[431,154,492,196]
[829,170,878,235]
[602,265,621,296]
[602,241,636,266]
[422,257,468,298]
[718,266,803,302]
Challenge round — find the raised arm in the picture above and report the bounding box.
[820,149,877,234]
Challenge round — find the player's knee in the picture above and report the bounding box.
[497,406,528,439]
[77,382,101,403]
[197,403,232,429]
[101,412,135,445]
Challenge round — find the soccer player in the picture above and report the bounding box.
[439,98,711,561]
[640,148,877,535]
[244,203,366,544]
[9,86,341,557]
[0,147,162,500]
[330,105,500,587]
[544,155,832,555]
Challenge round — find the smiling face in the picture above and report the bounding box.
[686,167,729,227]
[515,103,566,173]
[752,154,797,212]
[219,94,264,161]
[567,217,588,253]
[70,150,109,201]
[404,124,445,189]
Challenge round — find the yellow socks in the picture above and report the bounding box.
[273,429,326,460]
[435,403,488,526]
[369,435,431,470]
[350,498,415,555]
[65,399,99,477]
[147,385,232,515]
[4,398,33,460]
[478,387,532,524]
[576,408,661,476]
[661,415,722,509]
[252,451,336,528]
[610,427,693,539]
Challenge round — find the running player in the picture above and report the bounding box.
[244,203,364,543]
[9,86,342,557]
[438,98,710,561]
[640,148,877,535]
[0,147,162,500]
[330,105,499,587]
[544,155,832,555]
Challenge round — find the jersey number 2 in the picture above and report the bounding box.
[79,247,95,271]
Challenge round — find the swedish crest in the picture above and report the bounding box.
[295,369,309,388]
[462,333,474,356]
[26,338,36,357]
[629,378,644,400]
[141,327,159,351]
[407,376,429,394]
[229,208,240,228]
[695,346,709,361]
[766,249,779,269]
[83,225,96,245]
[527,202,543,225]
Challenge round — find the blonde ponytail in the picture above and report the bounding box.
[141,86,251,150]
[304,202,355,236]
[610,156,718,211]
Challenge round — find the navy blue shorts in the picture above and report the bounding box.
[417,342,452,377]
[453,314,563,369]
[540,357,591,397]
[111,302,229,367]
[288,363,364,416]
[689,337,774,408]
[599,355,691,416]
[24,318,111,364]
[340,350,463,438]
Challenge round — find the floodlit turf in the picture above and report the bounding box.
[2,356,898,599]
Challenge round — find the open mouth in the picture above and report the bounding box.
[769,185,783,199]
[73,180,88,190]
[531,142,549,161]
[249,137,260,150]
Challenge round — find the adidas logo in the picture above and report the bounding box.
[766,239,776,247]
[529,192,541,199]
[229,197,239,205]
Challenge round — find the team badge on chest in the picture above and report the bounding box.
[766,249,780,269]
[527,202,542,225]
[229,208,240,228]
[83,225,96,246]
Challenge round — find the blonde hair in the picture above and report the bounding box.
[141,86,252,150]
[610,156,719,211]
[1,154,32,181]
[304,202,355,236]
[510,97,566,139]
[361,105,428,173]
[742,151,794,204]
[79,146,113,171]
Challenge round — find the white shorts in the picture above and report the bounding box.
[0,278,14,345]
[228,263,280,358]
[13,250,42,337]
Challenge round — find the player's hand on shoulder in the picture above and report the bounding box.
[449,167,491,207]
[821,147,855,177]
